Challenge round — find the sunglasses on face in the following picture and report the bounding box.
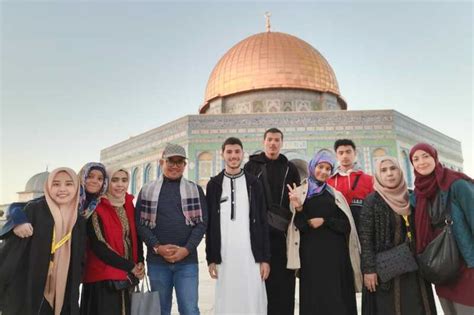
[166,159,186,167]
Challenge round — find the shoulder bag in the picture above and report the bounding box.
[376,214,418,283]
[131,272,161,315]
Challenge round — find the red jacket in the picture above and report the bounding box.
[327,169,374,206]
[83,193,139,283]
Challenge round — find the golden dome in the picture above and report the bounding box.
[201,31,343,113]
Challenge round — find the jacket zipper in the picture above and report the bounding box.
[249,185,256,223]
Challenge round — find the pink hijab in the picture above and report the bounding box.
[43,167,80,315]
[373,156,410,216]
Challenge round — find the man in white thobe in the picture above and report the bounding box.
[205,137,271,315]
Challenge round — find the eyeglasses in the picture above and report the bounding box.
[166,159,186,167]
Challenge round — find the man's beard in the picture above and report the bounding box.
[226,161,241,169]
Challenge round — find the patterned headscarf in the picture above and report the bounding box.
[78,162,108,219]
[307,149,336,199]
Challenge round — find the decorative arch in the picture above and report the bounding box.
[156,161,162,178]
[197,152,213,187]
[131,168,139,195]
[144,163,153,184]
[401,150,413,187]
[370,148,388,174]
[291,158,309,179]
[284,150,307,161]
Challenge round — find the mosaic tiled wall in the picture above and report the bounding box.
[101,110,463,192]
[207,89,341,114]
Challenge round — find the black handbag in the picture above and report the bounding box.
[376,242,419,283]
[416,192,461,285]
[260,164,291,232]
[108,273,140,291]
[376,214,418,283]
[416,214,460,284]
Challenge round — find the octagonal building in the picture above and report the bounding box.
[100,29,463,194]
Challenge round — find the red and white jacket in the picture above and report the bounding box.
[327,166,374,207]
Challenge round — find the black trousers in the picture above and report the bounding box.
[80,281,131,315]
[265,228,296,315]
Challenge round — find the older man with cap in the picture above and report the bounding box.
[135,143,208,315]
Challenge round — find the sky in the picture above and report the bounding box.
[1,1,472,204]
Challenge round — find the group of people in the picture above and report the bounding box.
[0,128,472,315]
[0,164,145,315]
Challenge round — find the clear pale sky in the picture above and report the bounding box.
[1,1,472,204]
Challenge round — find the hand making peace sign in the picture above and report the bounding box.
[287,183,303,211]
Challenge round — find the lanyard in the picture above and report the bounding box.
[49,229,71,267]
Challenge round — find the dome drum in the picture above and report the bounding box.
[206,89,345,115]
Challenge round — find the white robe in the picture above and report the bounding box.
[214,173,267,315]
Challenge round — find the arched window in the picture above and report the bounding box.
[197,152,213,187]
[131,168,139,195]
[144,164,152,184]
[156,161,162,178]
[291,158,309,179]
[285,150,306,161]
[401,150,413,187]
[370,148,388,174]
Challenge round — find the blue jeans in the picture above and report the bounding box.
[148,262,200,315]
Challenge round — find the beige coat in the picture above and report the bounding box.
[286,179,363,292]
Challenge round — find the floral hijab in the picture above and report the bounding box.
[78,162,108,219]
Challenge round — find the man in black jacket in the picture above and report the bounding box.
[206,137,270,314]
[244,128,301,315]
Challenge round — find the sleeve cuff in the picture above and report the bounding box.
[184,243,195,254]
[362,265,376,274]
[145,235,159,249]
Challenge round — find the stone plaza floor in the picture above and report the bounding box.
[164,243,444,315]
[0,241,445,315]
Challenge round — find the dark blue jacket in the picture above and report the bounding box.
[0,199,37,239]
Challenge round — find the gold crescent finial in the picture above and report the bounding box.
[264,12,271,32]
